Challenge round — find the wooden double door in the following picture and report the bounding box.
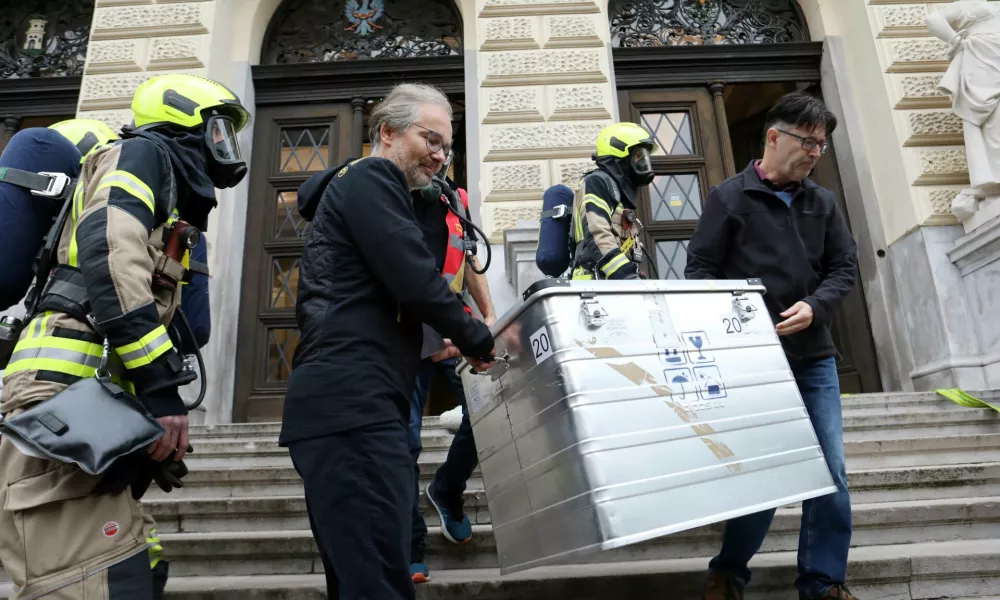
[618,85,881,394]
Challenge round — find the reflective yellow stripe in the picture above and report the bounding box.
[620,237,635,255]
[68,181,85,267]
[573,202,585,242]
[95,171,155,214]
[14,336,103,356]
[116,325,173,369]
[4,357,99,378]
[571,266,594,281]
[601,254,629,277]
[147,530,164,568]
[582,193,611,217]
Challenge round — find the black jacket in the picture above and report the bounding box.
[684,162,858,361]
[279,157,494,445]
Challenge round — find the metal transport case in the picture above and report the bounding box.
[458,278,836,575]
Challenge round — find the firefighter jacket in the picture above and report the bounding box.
[1,137,189,418]
[570,169,640,280]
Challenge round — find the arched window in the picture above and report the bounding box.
[1,1,92,79]
[610,0,807,47]
[262,0,463,64]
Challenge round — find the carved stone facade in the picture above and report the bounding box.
[867,0,968,227]
[476,0,614,243]
[78,0,213,128]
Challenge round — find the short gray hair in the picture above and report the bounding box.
[368,83,452,152]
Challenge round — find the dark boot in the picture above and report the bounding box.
[151,560,169,599]
[703,572,744,600]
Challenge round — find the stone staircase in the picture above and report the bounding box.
[1,391,999,599]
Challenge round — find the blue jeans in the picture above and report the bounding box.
[407,357,478,561]
[709,356,852,598]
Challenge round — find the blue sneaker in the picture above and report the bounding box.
[410,561,430,584]
[425,483,472,544]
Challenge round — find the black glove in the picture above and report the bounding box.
[93,446,192,500]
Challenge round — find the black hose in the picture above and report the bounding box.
[432,176,491,275]
[175,308,207,411]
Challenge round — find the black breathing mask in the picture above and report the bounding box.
[204,113,247,189]
[626,145,655,187]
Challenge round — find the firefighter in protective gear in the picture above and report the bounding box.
[0,73,249,599]
[570,122,657,280]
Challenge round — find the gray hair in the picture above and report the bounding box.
[368,83,453,152]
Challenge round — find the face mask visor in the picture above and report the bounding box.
[205,115,243,165]
[628,145,655,186]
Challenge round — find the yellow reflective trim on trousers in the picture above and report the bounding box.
[116,325,173,369]
[95,171,155,215]
[600,254,629,277]
[69,181,85,267]
[572,267,595,280]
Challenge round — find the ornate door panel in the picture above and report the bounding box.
[618,88,729,281]
[233,103,353,422]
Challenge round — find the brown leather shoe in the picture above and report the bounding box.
[801,584,859,600]
[703,572,744,600]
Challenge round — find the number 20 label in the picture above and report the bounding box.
[529,326,554,364]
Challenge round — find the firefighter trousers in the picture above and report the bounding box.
[0,430,154,599]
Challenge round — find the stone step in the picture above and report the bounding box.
[845,433,1000,469]
[3,540,1000,600]
[144,462,1000,506]
[152,496,1000,575]
[148,490,493,533]
[180,431,1000,471]
[840,390,998,411]
[842,408,1000,441]
[144,539,1000,599]
[183,390,998,443]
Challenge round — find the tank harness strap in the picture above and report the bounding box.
[0,168,71,198]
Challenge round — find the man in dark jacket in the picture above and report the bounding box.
[687,92,859,600]
[279,83,495,600]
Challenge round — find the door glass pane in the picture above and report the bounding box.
[267,328,300,382]
[640,112,694,156]
[274,190,311,239]
[270,257,301,309]
[650,173,702,221]
[656,240,690,280]
[279,126,331,172]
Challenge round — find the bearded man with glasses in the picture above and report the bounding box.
[686,91,860,600]
[280,83,495,600]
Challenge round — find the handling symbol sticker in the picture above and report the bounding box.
[664,368,694,401]
[681,331,714,364]
[693,366,727,400]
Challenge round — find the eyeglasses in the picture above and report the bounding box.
[777,129,828,155]
[412,123,453,161]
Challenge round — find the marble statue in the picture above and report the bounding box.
[927,1,1000,224]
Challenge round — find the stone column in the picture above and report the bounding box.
[474,0,615,296]
[1,117,21,151]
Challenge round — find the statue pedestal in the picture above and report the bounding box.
[963,195,1000,233]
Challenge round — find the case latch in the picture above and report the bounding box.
[732,294,758,324]
[581,296,608,328]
